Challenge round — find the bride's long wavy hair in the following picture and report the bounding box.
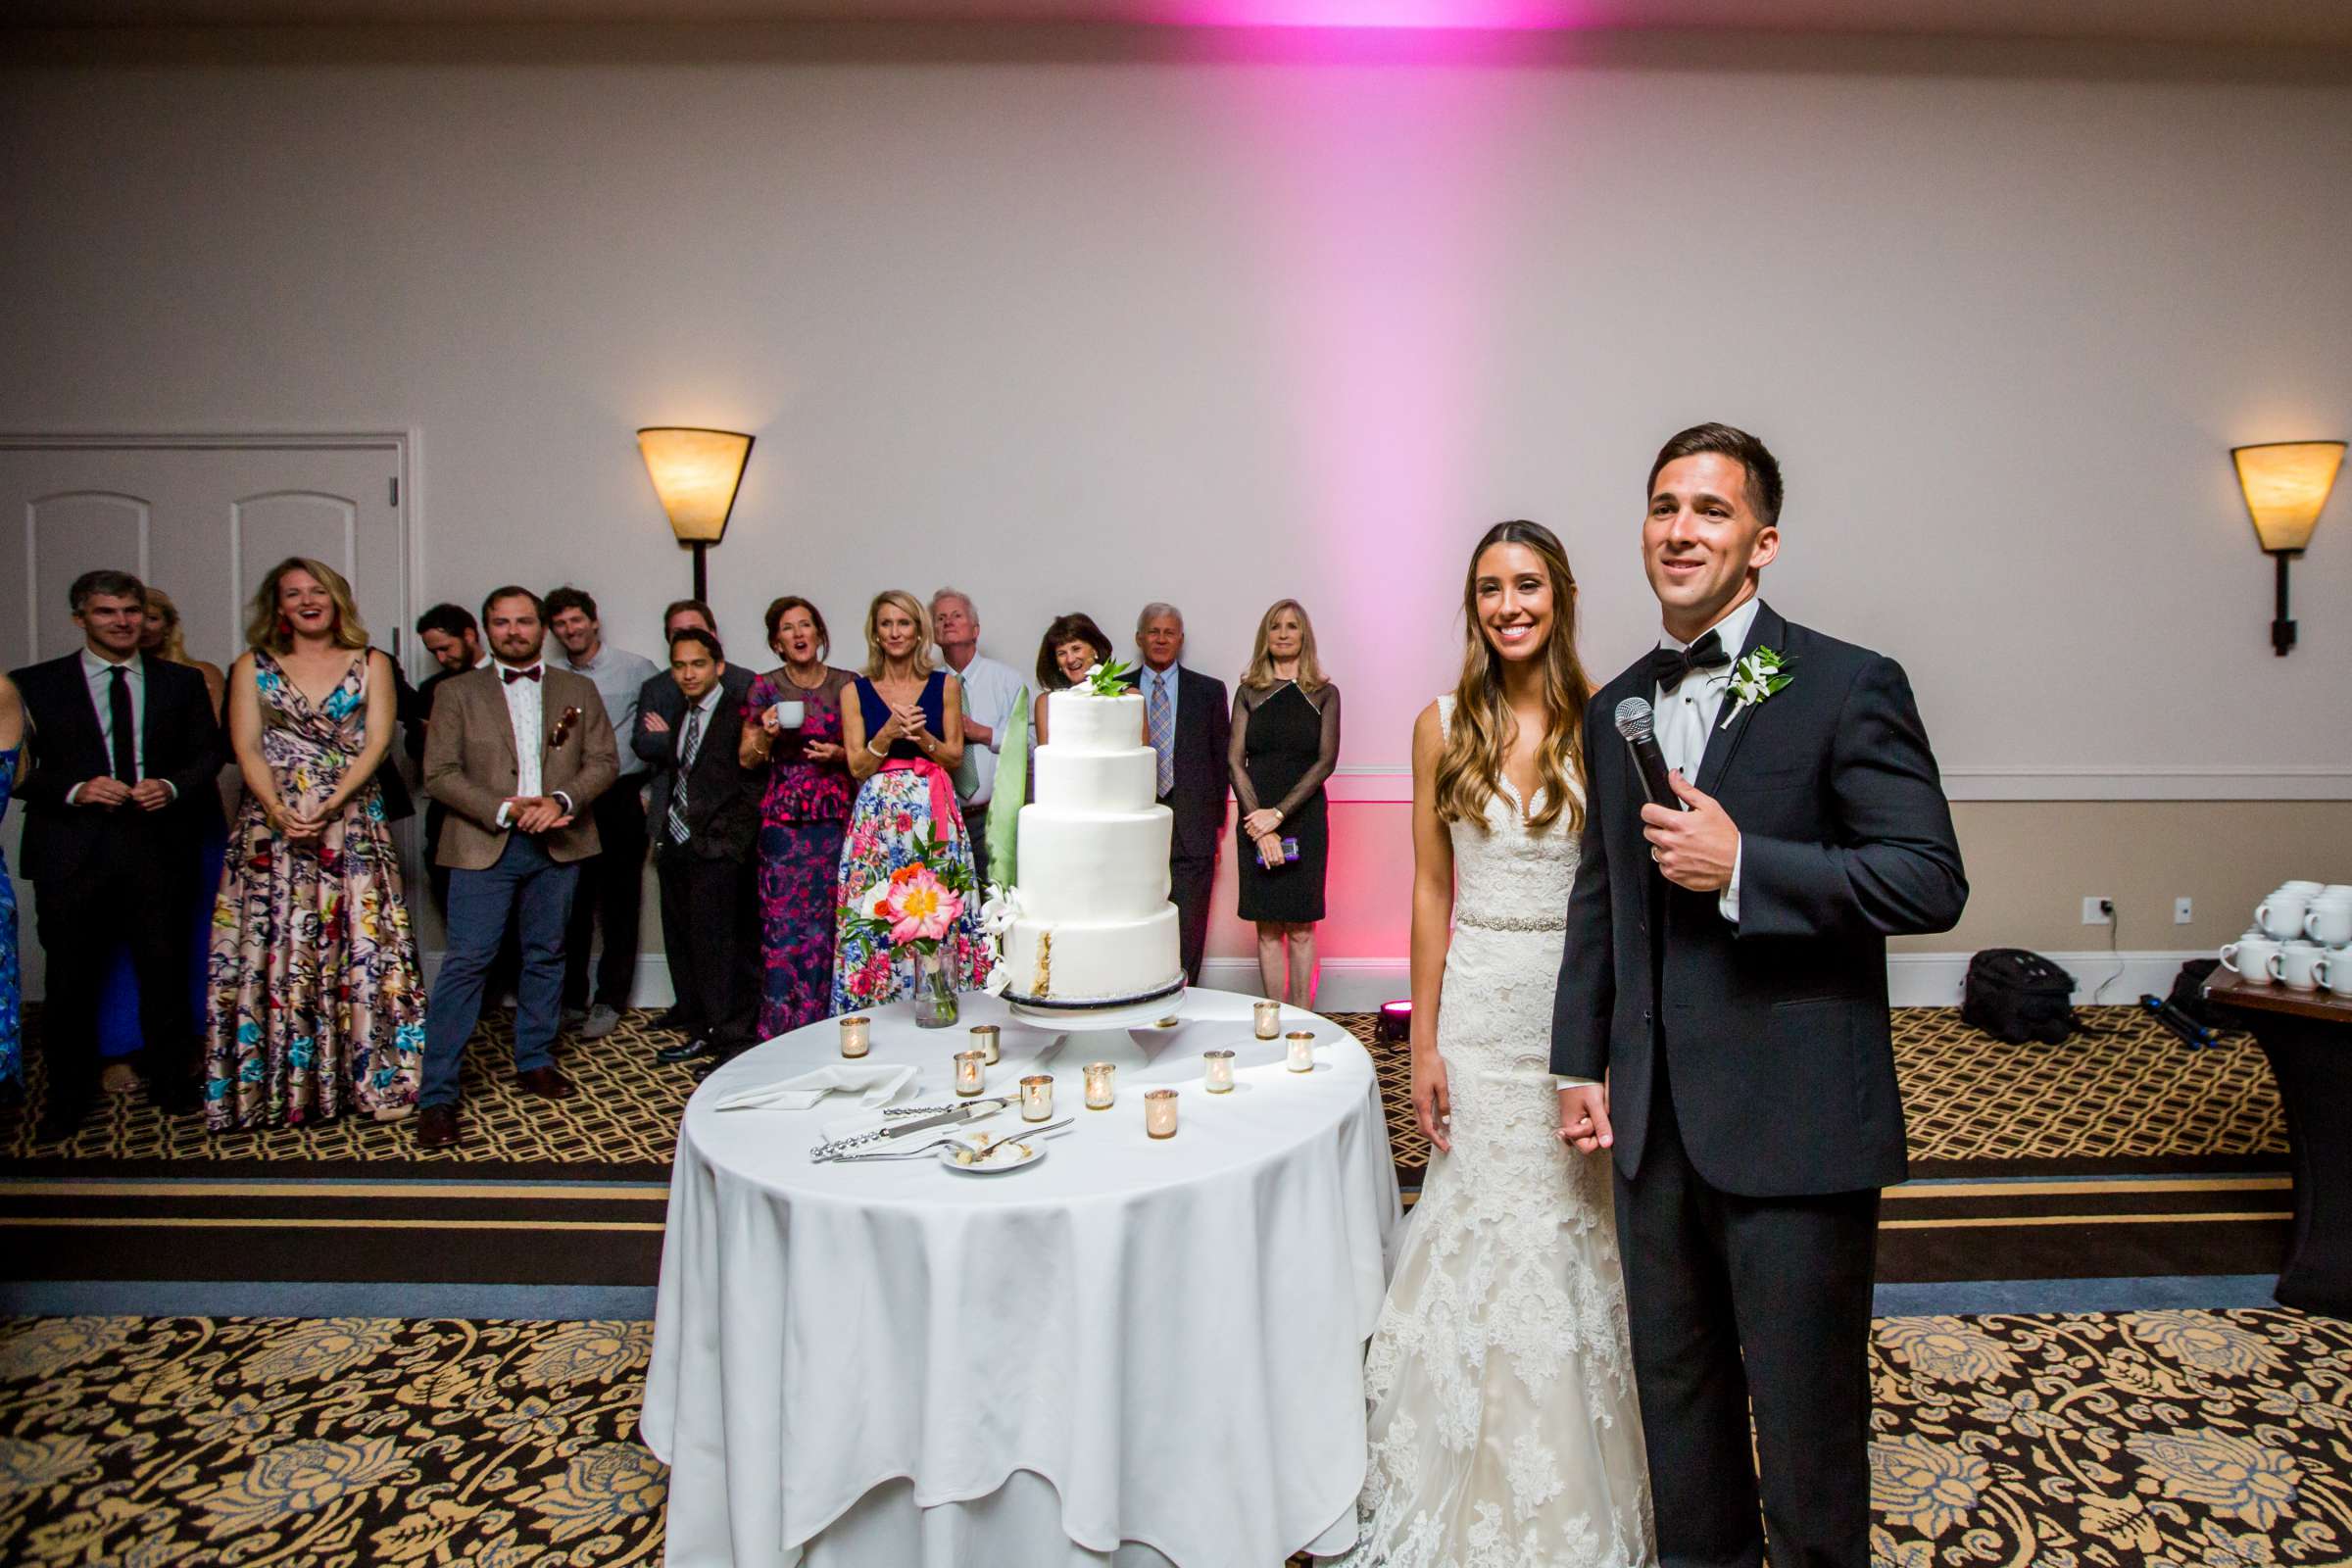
[1435,519,1592,835]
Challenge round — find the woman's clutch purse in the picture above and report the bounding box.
[1256,835,1300,870]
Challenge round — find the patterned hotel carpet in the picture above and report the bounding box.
[0,1004,2287,1182]
[7,1307,2352,1568]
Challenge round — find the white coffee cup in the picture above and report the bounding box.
[2278,942,2328,992]
[2257,893,2313,940]
[769,700,806,731]
[2220,933,2282,985]
[2326,952,2352,999]
[2278,880,2326,896]
[2322,884,2352,900]
[2307,901,2352,948]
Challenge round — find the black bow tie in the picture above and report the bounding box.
[503,666,541,684]
[1646,630,1731,694]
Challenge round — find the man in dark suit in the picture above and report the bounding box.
[639,628,761,1066]
[406,602,486,910]
[11,569,225,1133]
[1551,424,1967,1568]
[1128,604,1231,985]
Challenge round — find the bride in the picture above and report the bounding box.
[1341,520,1652,1565]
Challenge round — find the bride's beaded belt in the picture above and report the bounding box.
[1453,910,1568,932]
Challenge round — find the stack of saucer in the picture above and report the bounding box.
[2221,882,2352,997]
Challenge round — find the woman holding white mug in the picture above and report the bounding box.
[739,596,856,1036]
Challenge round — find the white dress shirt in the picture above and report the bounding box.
[944,652,1025,808]
[1556,597,1759,1096]
[65,648,174,805]
[1653,594,1757,925]
[491,660,572,825]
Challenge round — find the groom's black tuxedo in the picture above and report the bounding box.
[1550,599,1965,1568]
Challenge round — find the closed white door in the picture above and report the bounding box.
[0,436,410,1000]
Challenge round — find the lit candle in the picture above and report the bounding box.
[1286,1031,1316,1073]
[1145,1089,1178,1139]
[969,1024,1001,1066]
[1020,1074,1054,1121]
[954,1051,986,1098]
[1084,1061,1116,1110]
[1202,1050,1236,1094]
[1253,1000,1281,1040]
[839,1016,871,1058]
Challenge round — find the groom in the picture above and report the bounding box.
[1551,424,1966,1567]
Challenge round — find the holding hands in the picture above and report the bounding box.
[74,775,134,809]
[1556,1082,1612,1154]
[504,795,573,834]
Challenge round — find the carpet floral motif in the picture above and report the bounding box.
[0,1315,662,1566]
[1871,1309,2352,1567]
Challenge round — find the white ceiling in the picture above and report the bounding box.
[11,0,2352,48]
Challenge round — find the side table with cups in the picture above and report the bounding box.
[2205,879,2352,1317]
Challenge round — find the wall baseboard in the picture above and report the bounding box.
[419,950,2214,1015]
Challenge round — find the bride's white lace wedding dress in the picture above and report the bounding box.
[1339,698,1652,1567]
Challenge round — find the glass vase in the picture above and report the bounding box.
[911,947,959,1029]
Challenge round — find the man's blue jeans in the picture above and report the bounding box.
[421,834,579,1108]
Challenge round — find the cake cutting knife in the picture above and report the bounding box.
[810,1096,1017,1162]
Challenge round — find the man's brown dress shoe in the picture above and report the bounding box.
[516,1065,576,1100]
[416,1103,461,1148]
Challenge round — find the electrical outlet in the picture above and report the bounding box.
[2082,896,2114,926]
[2175,897,2193,925]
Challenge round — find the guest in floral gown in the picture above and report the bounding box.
[738,596,856,1038]
[205,558,424,1129]
[0,672,22,1097]
[830,590,991,1014]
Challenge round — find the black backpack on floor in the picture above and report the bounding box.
[1961,949,2080,1044]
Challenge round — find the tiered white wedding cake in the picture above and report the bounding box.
[1001,687,1185,1013]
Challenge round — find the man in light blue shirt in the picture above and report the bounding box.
[548,585,660,1039]
[932,587,1025,889]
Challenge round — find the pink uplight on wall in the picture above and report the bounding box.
[1171,0,1578,28]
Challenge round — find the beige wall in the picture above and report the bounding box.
[4,24,2348,994]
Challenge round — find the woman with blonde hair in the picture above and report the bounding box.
[204,557,423,1128]
[1228,599,1341,1005]
[140,587,227,717]
[1342,519,1650,1566]
[829,589,992,1012]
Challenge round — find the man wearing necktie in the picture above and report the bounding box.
[417,586,617,1149]
[1126,605,1231,986]
[642,627,760,1068]
[1551,425,1967,1568]
[10,569,224,1137]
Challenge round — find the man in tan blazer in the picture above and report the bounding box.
[416,585,619,1149]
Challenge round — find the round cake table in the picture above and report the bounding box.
[640,987,1404,1568]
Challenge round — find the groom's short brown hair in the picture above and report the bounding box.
[1647,423,1783,529]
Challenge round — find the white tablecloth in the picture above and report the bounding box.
[641,988,1403,1568]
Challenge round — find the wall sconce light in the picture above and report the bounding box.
[637,426,754,601]
[2231,440,2342,657]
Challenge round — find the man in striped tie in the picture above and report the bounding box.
[1128,605,1231,986]
[645,627,762,1068]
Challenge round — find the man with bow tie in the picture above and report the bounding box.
[1550,425,1968,1568]
[417,585,618,1149]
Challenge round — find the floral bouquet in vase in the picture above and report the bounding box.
[847,827,980,1027]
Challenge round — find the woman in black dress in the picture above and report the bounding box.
[1230,599,1341,1006]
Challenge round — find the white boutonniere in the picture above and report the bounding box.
[1720,647,1793,730]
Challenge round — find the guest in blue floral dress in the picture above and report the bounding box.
[740,597,857,1038]
[0,671,23,1093]
[830,591,991,1014]
[204,560,424,1128]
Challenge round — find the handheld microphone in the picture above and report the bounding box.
[1613,697,1689,812]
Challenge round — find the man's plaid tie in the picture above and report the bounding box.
[666,704,705,844]
[1149,670,1174,798]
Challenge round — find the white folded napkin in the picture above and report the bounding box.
[711,1062,919,1112]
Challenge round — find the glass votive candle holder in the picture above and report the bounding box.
[1202,1050,1236,1094]
[1286,1030,1316,1073]
[1253,1000,1281,1040]
[839,1016,871,1057]
[1083,1061,1116,1110]
[969,1023,1001,1066]
[1145,1089,1179,1139]
[1020,1075,1054,1121]
[954,1051,986,1098]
